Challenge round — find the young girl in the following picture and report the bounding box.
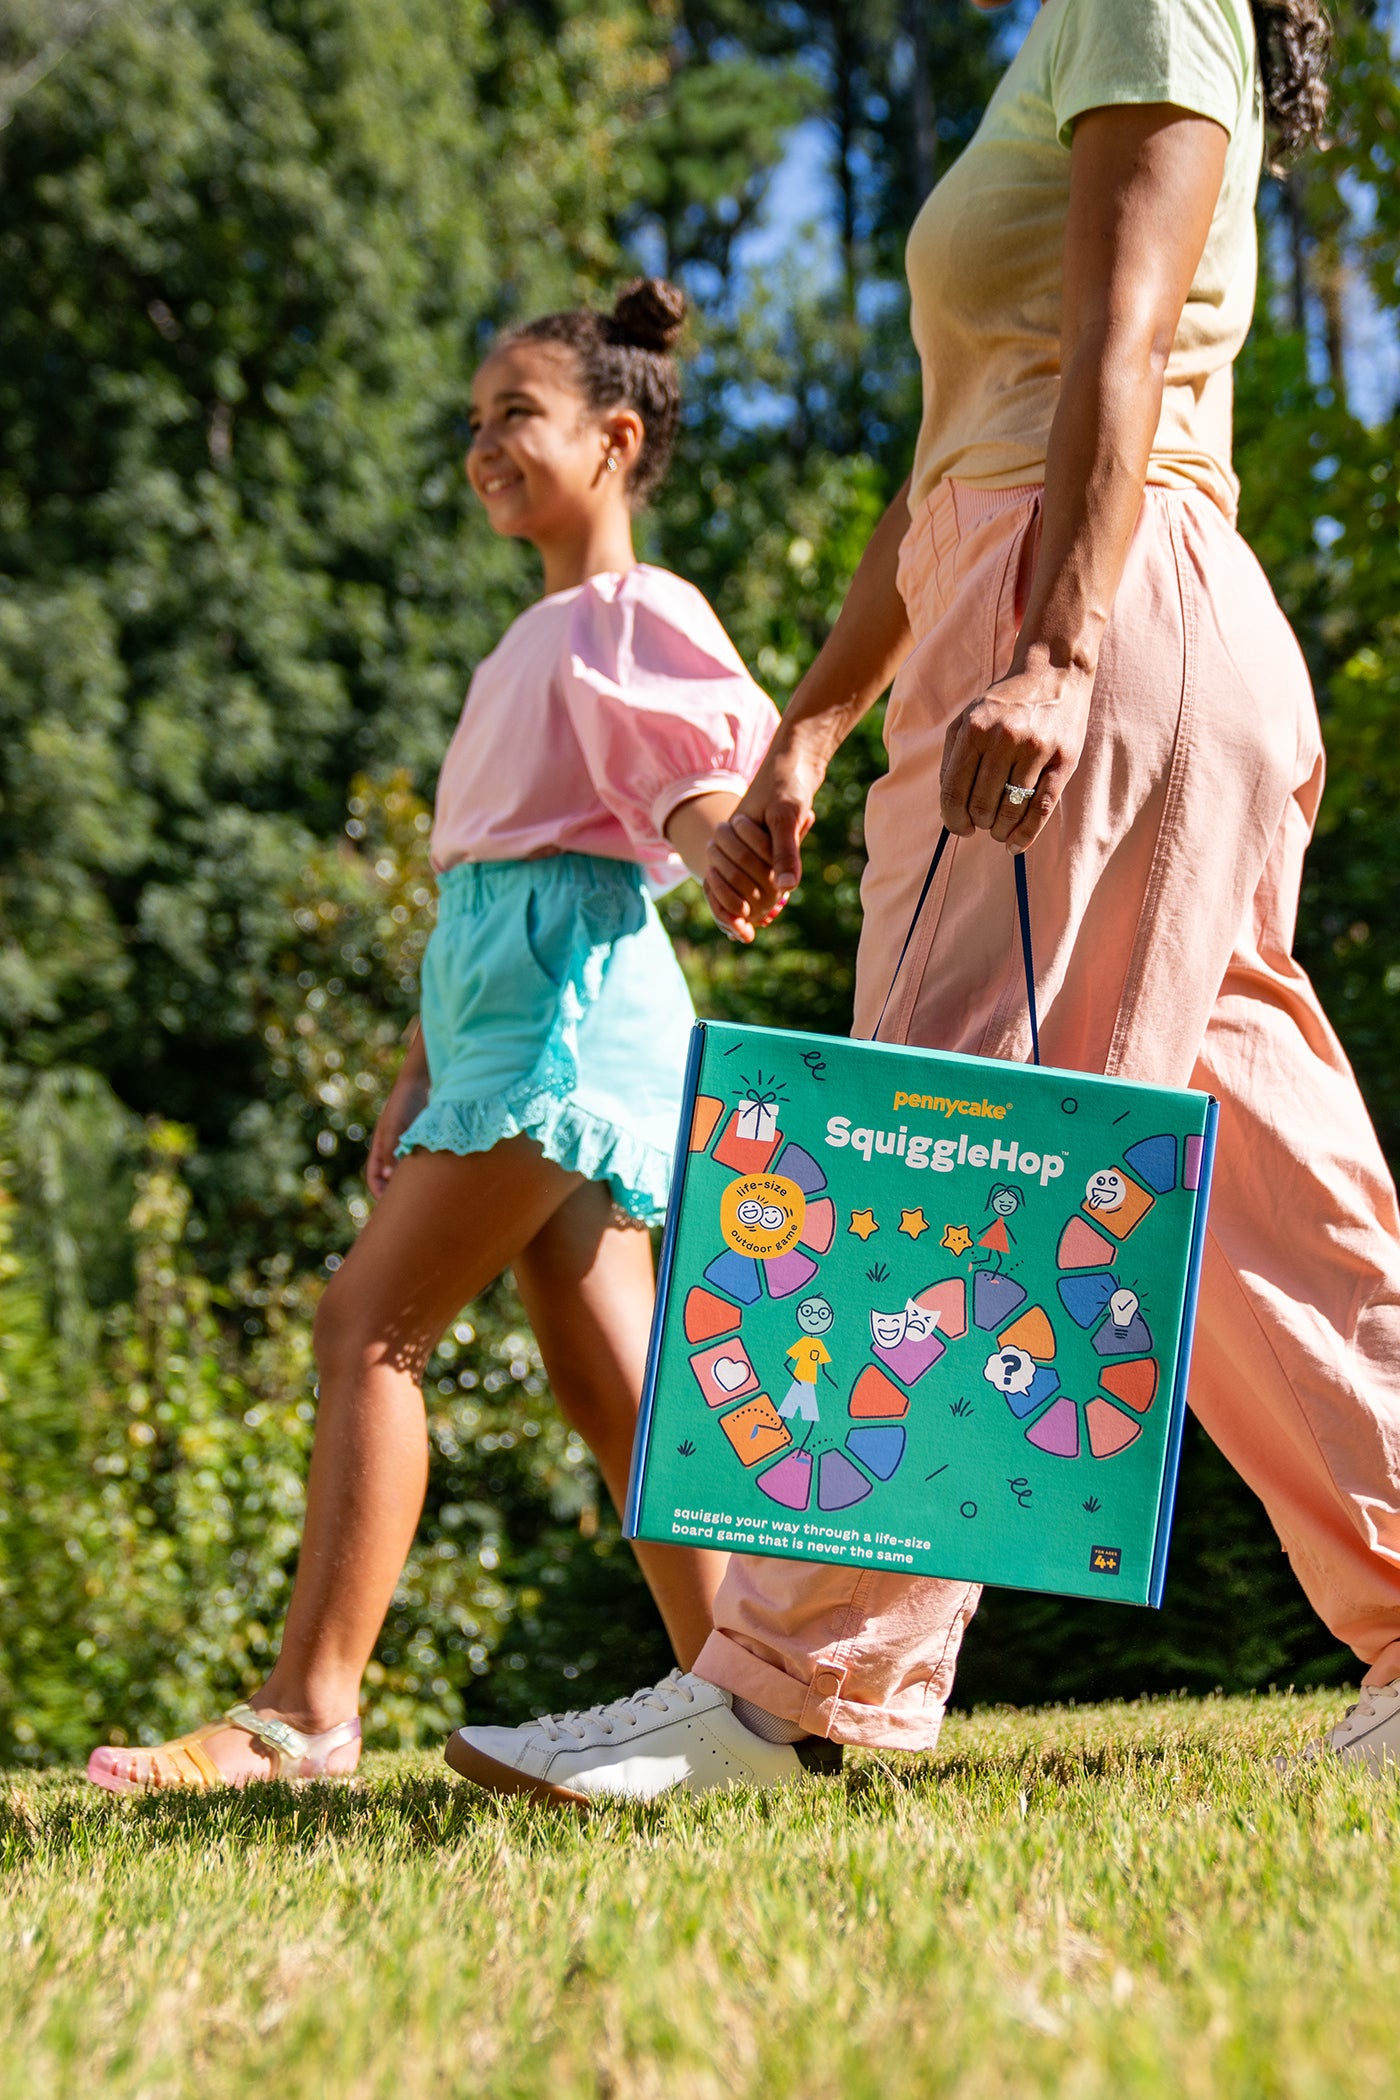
[86,277,778,1792]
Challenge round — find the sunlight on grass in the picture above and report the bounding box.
[3,1692,1397,2098]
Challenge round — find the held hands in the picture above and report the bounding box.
[703,733,827,942]
[939,658,1094,851]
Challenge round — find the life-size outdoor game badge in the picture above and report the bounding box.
[626,1022,1217,1607]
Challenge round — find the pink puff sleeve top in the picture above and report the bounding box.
[430,565,780,891]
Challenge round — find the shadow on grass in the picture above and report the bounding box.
[0,1764,609,1863]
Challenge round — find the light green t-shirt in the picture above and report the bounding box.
[906,0,1264,520]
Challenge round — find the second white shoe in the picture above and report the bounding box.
[1298,1678,1400,1775]
[445,1669,839,1805]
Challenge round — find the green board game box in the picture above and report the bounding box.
[625,1021,1218,1607]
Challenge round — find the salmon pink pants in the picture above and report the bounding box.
[693,482,1400,1748]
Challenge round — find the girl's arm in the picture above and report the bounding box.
[939,105,1228,847]
[703,480,914,942]
[366,1019,431,1199]
[664,789,743,883]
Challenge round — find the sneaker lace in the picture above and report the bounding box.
[535,1668,696,1746]
[1336,1679,1400,1736]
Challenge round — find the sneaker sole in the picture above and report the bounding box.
[444,1732,592,1808]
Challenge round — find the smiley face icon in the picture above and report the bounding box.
[720,1173,806,1258]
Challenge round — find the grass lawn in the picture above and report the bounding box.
[2,1689,1396,2098]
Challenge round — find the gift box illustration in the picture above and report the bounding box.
[626,1022,1218,1607]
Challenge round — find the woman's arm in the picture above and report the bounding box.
[939,105,1229,849]
[704,479,914,941]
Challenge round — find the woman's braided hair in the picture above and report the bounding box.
[504,277,687,506]
[1249,1,1332,160]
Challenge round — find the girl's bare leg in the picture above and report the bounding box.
[512,1182,727,1669]
[195,1138,582,1781]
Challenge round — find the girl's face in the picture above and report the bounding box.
[465,339,640,544]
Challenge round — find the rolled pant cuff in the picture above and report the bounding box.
[1362,1636,1400,1688]
[695,1630,947,1753]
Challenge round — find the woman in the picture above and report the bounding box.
[447,0,1400,1804]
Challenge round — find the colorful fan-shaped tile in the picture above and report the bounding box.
[1057,1217,1117,1270]
[683,1286,741,1344]
[915,1277,966,1339]
[845,1425,906,1480]
[1124,1134,1178,1193]
[973,1270,1027,1332]
[1093,1310,1154,1357]
[773,1142,827,1195]
[1100,1358,1159,1413]
[1025,1396,1080,1459]
[1085,1398,1142,1458]
[872,1328,945,1386]
[998,1306,1056,1360]
[818,1449,873,1510]
[689,1094,725,1152]
[763,1248,820,1300]
[757,1448,813,1511]
[849,1364,909,1419]
[1058,1271,1115,1328]
[798,1198,836,1255]
[1004,1366,1059,1421]
[703,1250,762,1305]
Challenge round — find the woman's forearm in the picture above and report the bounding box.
[775,476,913,764]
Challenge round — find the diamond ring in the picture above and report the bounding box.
[1002,783,1033,807]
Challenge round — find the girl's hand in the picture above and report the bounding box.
[365,1029,431,1199]
[938,659,1094,853]
[703,731,829,941]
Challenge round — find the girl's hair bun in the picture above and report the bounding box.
[608,277,687,353]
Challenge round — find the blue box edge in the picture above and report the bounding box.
[1146,1095,1220,1608]
[623,1019,707,1537]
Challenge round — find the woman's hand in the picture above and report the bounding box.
[365,1026,431,1199]
[939,656,1095,852]
[703,729,830,942]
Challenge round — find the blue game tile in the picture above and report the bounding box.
[845,1425,906,1481]
[702,1249,763,1305]
[1057,1271,1116,1329]
[1124,1134,1178,1194]
[1094,1311,1154,1357]
[817,1449,874,1511]
[1004,1366,1060,1421]
[773,1142,827,1196]
[973,1270,1027,1332]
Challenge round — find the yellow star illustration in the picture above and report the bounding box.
[847,1208,879,1241]
[898,1207,931,1240]
[940,1223,973,1256]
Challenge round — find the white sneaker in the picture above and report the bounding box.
[1296,1679,1400,1775]
[444,1669,841,1806]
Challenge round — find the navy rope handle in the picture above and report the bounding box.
[872,826,1041,1064]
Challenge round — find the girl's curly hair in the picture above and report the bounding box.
[503,277,687,506]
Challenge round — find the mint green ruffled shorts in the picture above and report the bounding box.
[397,855,695,1226]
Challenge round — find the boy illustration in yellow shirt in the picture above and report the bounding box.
[778,1295,835,1421]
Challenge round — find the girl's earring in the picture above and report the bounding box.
[604,450,619,473]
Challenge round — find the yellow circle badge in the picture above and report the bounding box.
[720,1173,806,1259]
